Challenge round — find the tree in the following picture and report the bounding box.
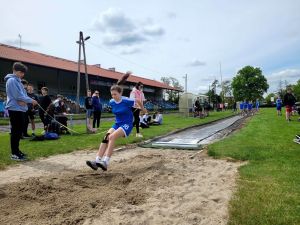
[219,80,232,103]
[161,77,183,103]
[293,79,300,101]
[231,66,269,101]
[265,93,275,105]
[206,79,221,108]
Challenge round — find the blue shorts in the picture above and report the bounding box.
[277,106,282,111]
[112,123,133,137]
[86,109,93,118]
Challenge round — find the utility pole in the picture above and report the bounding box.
[184,74,188,93]
[76,33,82,114]
[18,34,22,48]
[81,33,90,91]
[219,61,224,105]
[183,74,188,116]
[76,31,91,113]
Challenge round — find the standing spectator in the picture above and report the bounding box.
[4,62,38,161]
[39,87,52,129]
[233,101,237,113]
[85,90,94,131]
[194,97,201,117]
[276,96,283,116]
[130,81,145,138]
[23,83,39,137]
[284,88,296,122]
[92,90,102,128]
[255,99,260,112]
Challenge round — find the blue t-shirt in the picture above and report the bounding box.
[239,103,244,110]
[276,99,282,107]
[248,103,253,110]
[109,97,135,124]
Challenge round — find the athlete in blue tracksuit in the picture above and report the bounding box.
[86,72,146,171]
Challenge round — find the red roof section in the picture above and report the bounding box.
[0,43,179,90]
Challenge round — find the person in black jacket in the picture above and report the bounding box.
[23,83,39,137]
[39,87,52,129]
[284,88,296,121]
[85,90,94,132]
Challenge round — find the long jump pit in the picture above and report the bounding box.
[0,117,246,225]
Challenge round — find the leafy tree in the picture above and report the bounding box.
[265,93,276,105]
[161,77,183,103]
[219,80,232,103]
[232,66,269,101]
[292,79,300,101]
[206,79,221,108]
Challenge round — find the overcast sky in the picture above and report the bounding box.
[1,0,299,94]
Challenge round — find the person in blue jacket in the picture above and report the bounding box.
[5,62,38,161]
[92,90,102,128]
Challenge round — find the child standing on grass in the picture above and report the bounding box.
[86,72,146,171]
[276,96,282,116]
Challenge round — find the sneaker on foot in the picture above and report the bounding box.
[136,133,143,138]
[293,139,300,144]
[22,134,31,139]
[296,134,300,139]
[86,160,99,170]
[11,154,25,161]
[96,161,107,171]
[18,151,27,159]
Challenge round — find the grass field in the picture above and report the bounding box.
[0,111,232,169]
[208,108,300,225]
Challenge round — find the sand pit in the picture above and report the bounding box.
[0,148,242,225]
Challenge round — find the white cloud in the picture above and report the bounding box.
[92,8,165,47]
[187,59,206,67]
[120,47,141,55]
[267,69,300,92]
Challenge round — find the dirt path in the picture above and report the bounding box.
[0,147,242,225]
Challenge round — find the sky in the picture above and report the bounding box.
[1,0,299,94]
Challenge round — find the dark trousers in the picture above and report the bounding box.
[132,108,140,133]
[93,111,101,128]
[39,111,46,127]
[23,111,29,136]
[8,110,25,155]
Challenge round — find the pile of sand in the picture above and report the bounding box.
[0,148,242,225]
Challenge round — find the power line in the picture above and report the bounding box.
[86,40,169,77]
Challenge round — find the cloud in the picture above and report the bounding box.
[103,32,147,46]
[142,25,165,36]
[120,47,141,55]
[167,12,177,19]
[93,8,135,32]
[267,69,300,92]
[92,8,165,47]
[187,59,206,67]
[2,38,40,47]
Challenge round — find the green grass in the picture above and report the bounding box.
[0,111,232,169]
[208,108,300,225]
[0,112,115,125]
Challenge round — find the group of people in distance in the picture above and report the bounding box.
[86,71,163,172]
[238,100,259,116]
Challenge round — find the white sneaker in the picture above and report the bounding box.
[136,133,143,138]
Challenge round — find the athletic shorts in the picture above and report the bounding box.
[276,106,282,111]
[112,123,133,137]
[286,106,292,113]
[86,109,93,118]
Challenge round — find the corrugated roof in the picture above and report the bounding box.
[0,43,179,90]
